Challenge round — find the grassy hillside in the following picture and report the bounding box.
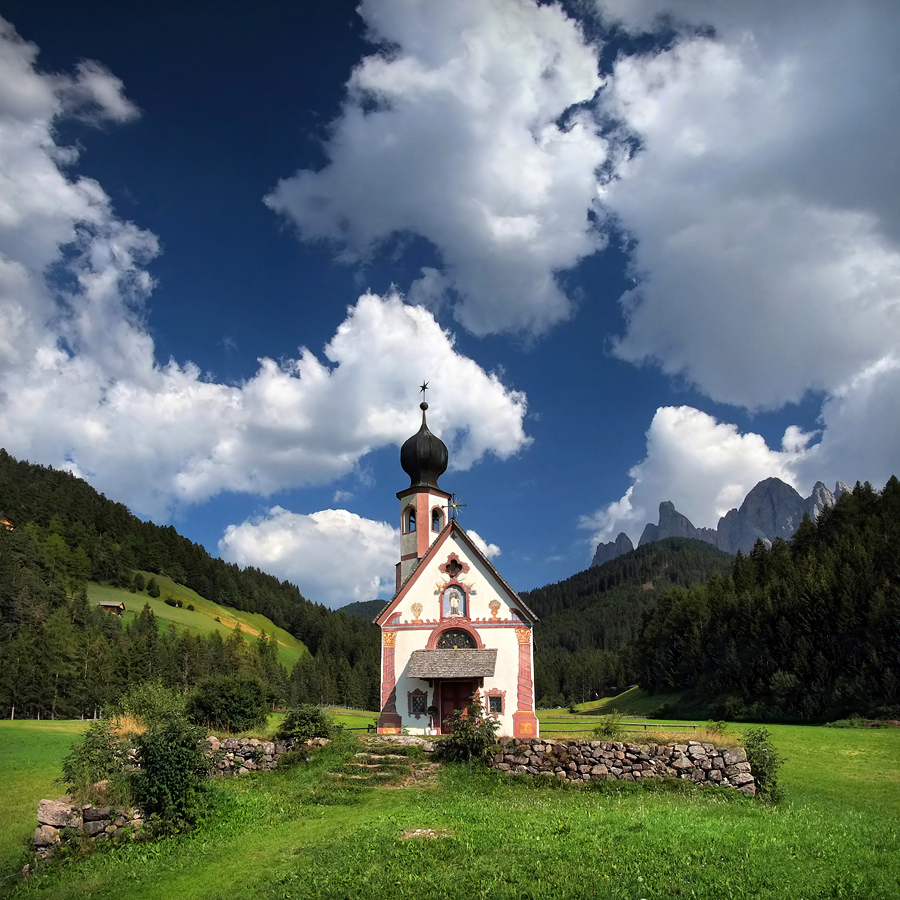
[88,575,307,671]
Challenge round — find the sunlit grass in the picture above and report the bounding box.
[3,718,899,899]
[88,579,308,670]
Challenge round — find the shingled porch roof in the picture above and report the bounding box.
[407,648,497,679]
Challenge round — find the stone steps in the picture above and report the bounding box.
[324,737,440,788]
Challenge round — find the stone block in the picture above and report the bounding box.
[83,806,111,822]
[83,820,107,836]
[723,748,747,766]
[37,800,73,828]
[33,825,60,847]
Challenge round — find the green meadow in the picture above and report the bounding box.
[2,714,898,899]
[88,578,308,670]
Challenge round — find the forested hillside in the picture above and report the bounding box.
[637,479,900,721]
[0,450,379,718]
[522,538,734,706]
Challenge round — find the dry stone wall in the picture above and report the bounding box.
[32,799,145,859]
[31,735,332,860]
[490,737,756,794]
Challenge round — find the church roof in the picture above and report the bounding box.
[374,518,538,625]
[408,648,497,679]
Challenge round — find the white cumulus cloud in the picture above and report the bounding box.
[578,0,900,552]
[466,529,501,561]
[265,0,609,337]
[0,18,530,521]
[219,507,399,608]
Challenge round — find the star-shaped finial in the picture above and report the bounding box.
[419,380,429,397]
[448,493,467,519]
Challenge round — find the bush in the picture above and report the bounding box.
[164,597,178,607]
[593,711,624,740]
[186,675,269,732]
[112,680,186,724]
[594,715,625,741]
[60,720,133,803]
[742,727,785,803]
[133,715,211,825]
[706,720,728,738]
[147,577,160,598]
[438,693,499,763]
[133,572,145,593]
[277,704,333,743]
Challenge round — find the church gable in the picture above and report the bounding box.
[376,522,534,628]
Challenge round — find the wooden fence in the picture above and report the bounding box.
[539,720,698,735]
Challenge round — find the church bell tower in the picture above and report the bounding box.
[396,400,451,588]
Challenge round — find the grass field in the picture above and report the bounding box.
[0,721,89,878]
[88,578,308,670]
[2,713,898,899]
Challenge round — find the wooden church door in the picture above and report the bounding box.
[440,680,474,733]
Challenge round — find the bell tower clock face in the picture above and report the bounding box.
[437,629,476,650]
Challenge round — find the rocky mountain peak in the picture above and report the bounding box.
[592,476,850,567]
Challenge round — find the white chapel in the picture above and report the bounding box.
[375,399,539,738]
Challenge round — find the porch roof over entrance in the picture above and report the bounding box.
[408,649,497,679]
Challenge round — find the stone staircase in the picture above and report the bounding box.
[325,737,441,788]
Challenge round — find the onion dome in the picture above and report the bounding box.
[400,402,448,488]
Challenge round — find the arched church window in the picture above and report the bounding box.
[436,628,477,650]
[404,507,416,533]
[432,507,444,532]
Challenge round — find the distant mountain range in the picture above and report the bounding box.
[592,477,852,567]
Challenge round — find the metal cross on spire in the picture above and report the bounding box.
[448,493,467,520]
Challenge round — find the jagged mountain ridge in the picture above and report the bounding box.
[592,477,852,567]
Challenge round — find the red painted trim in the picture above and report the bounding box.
[516,636,534,711]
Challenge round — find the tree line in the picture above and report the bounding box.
[636,478,900,721]
[0,449,379,718]
[522,537,734,706]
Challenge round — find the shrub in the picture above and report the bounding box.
[186,675,269,732]
[742,726,785,803]
[133,572,145,593]
[187,603,195,611]
[593,711,624,740]
[439,693,499,763]
[112,680,186,724]
[164,597,178,607]
[706,720,728,738]
[60,720,133,805]
[147,577,160,598]
[277,704,333,743]
[133,715,211,825]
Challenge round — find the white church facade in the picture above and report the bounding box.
[375,399,539,738]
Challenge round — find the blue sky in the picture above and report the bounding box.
[1,0,898,607]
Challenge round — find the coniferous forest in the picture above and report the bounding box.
[522,537,735,705]
[636,478,900,721]
[522,481,900,721]
[0,449,380,719]
[2,446,898,723]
